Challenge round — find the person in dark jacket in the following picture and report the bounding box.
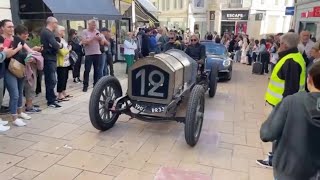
[163,31,183,51]
[40,17,63,108]
[185,35,206,72]
[259,39,270,74]
[149,30,158,53]
[68,29,84,83]
[260,61,320,180]
[228,35,236,53]
[141,29,150,57]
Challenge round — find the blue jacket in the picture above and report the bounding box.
[149,35,158,53]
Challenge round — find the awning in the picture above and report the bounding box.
[124,2,159,23]
[42,0,122,20]
[136,0,160,13]
[135,0,159,23]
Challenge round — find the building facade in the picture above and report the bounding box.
[153,0,294,39]
[150,0,188,30]
[248,0,294,38]
[294,0,320,40]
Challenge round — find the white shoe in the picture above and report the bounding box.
[0,118,8,126]
[19,112,31,120]
[13,118,26,127]
[0,124,10,132]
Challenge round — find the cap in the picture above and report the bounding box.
[100,27,109,32]
[313,42,320,51]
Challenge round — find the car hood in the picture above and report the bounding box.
[206,54,227,60]
[206,55,230,71]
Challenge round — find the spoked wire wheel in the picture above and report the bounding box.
[185,85,205,147]
[89,76,123,131]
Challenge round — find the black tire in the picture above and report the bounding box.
[185,85,205,147]
[89,76,123,131]
[209,65,218,97]
[227,66,232,81]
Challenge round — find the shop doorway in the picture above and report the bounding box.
[221,21,235,36]
[235,21,247,35]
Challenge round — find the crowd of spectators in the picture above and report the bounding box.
[0,17,116,131]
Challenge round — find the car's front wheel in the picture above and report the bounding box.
[209,65,218,97]
[227,67,233,81]
[89,76,123,131]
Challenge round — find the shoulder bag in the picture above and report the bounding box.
[9,58,25,78]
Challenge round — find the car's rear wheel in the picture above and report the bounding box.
[185,85,205,147]
[209,65,218,97]
[89,76,123,131]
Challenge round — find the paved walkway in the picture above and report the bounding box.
[0,63,274,180]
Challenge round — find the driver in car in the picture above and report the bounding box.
[185,35,206,71]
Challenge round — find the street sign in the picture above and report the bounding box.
[285,7,295,16]
[221,10,249,21]
[314,6,320,17]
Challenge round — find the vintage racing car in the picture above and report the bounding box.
[89,49,218,146]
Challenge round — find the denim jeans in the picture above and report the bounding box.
[4,70,25,115]
[234,50,241,62]
[83,54,102,88]
[107,53,114,76]
[101,52,109,76]
[0,78,4,107]
[43,60,57,105]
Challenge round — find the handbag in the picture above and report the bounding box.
[69,50,78,66]
[8,58,25,78]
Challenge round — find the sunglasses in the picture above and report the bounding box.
[191,39,197,42]
[169,37,175,40]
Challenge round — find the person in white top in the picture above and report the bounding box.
[241,35,249,64]
[298,30,315,60]
[234,35,243,62]
[123,32,137,73]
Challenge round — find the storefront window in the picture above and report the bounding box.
[306,23,317,38]
[69,21,86,34]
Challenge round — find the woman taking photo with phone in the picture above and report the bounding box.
[0,19,33,127]
[56,25,72,101]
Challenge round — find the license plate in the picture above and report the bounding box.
[133,102,165,113]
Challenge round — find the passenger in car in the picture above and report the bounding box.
[163,31,183,51]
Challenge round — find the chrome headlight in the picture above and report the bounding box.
[223,60,231,67]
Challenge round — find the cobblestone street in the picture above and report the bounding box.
[0,63,274,180]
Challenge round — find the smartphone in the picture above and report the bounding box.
[3,39,11,48]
